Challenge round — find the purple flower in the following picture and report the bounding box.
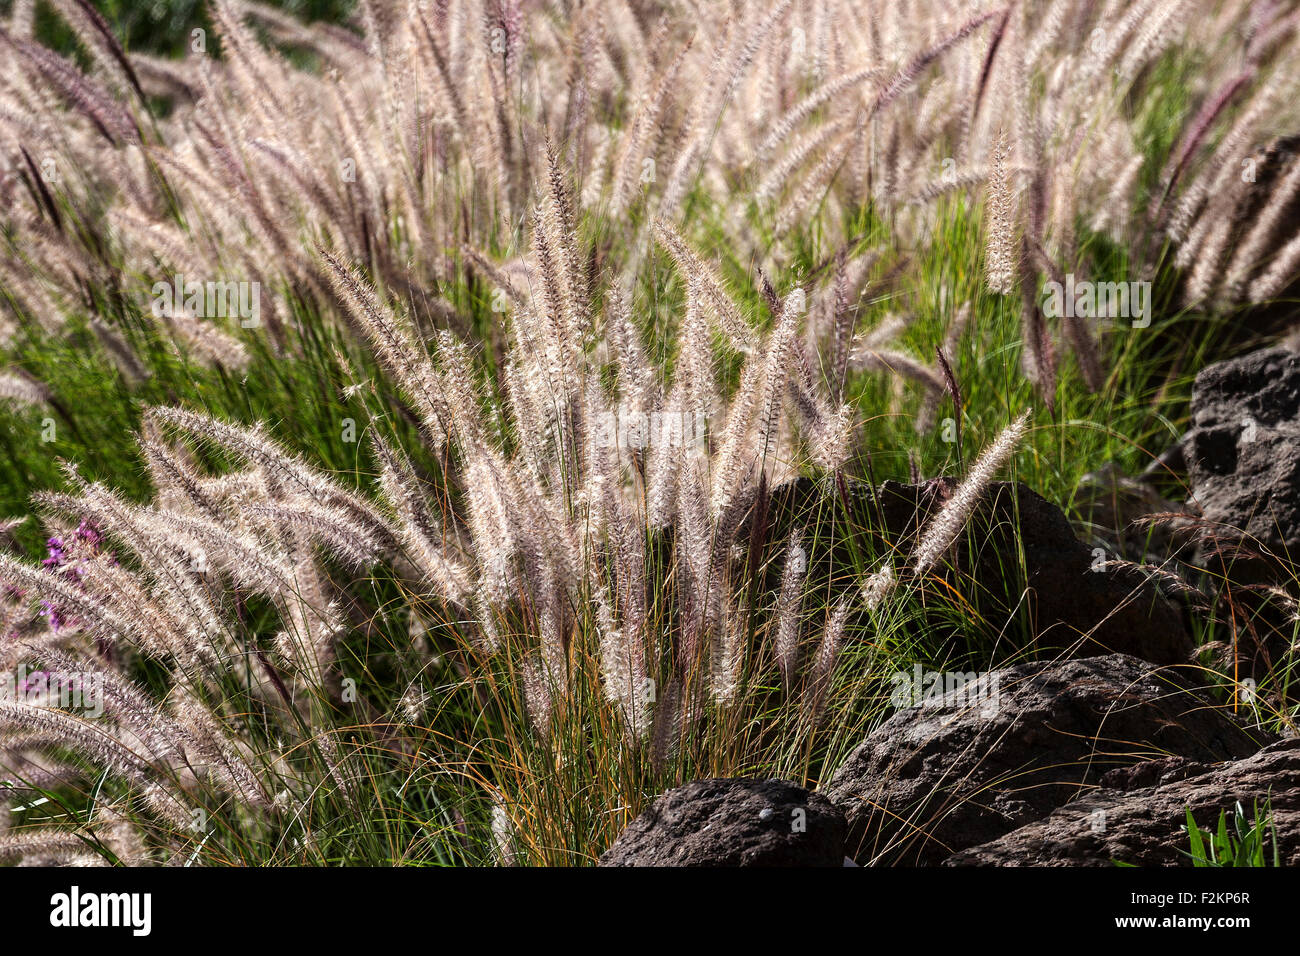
[37,519,109,633]
[75,520,104,548]
[42,535,65,568]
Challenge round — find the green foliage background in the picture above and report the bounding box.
[4,0,356,56]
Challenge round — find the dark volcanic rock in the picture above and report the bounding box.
[769,477,1192,665]
[599,778,845,867]
[945,738,1300,866]
[1075,463,1183,563]
[1186,346,1300,563]
[824,654,1270,866]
